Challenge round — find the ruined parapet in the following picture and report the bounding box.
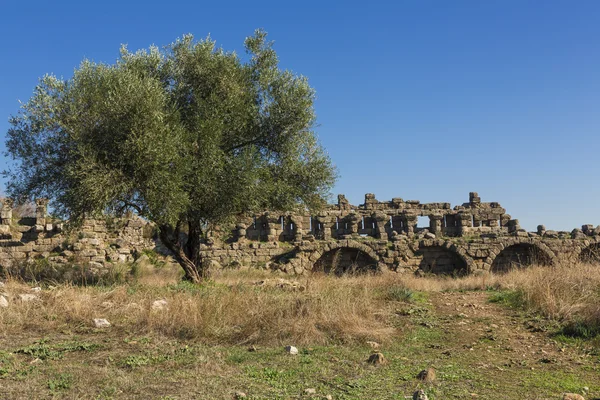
[1,198,13,225]
[34,198,49,231]
[469,192,481,205]
[337,194,351,210]
[364,193,378,210]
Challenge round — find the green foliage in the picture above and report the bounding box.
[384,286,416,302]
[47,373,73,391]
[17,340,100,361]
[4,29,336,279]
[488,290,526,308]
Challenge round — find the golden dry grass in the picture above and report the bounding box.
[1,260,599,346]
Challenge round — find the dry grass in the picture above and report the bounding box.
[493,262,600,335]
[1,260,599,346]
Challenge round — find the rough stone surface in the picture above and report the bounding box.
[0,194,599,279]
[19,294,39,302]
[93,318,111,328]
[285,345,298,355]
[562,394,585,400]
[151,299,168,311]
[416,367,436,383]
[0,295,8,308]
[413,390,429,400]
[367,352,387,365]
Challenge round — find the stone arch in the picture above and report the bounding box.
[309,240,381,275]
[488,239,556,273]
[578,242,600,264]
[416,241,474,276]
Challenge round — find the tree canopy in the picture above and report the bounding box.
[4,30,336,281]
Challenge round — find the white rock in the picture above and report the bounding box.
[285,345,298,355]
[31,287,42,292]
[19,294,39,302]
[304,388,316,395]
[93,318,111,328]
[0,295,8,308]
[151,299,168,311]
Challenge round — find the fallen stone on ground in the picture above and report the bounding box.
[93,318,111,328]
[416,367,436,383]
[285,345,298,355]
[151,299,168,311]
[413,389,429,400]
[563,394,585,400]
[367,352,387,365]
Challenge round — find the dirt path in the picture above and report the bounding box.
[425,291,599,399]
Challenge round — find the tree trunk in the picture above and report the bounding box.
[158,223,204,283]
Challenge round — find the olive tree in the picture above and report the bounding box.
[4,30,336,282]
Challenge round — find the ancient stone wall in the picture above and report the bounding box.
[199,192,600,276]
[1,193,599,278]
[0,198,154,276]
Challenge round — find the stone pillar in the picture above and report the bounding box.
[315,214,333,240]
[429,214,443,237]
[235,223,248,242]
[290,214,303,242]
[487,218,499,228]
[364,193,377,210]
[264,213,280,242]
[1,198,13,225]
[457,213,472,236]
[469,192,481,204]
[507,219,520,234]
[346,212,360,237]
[405,214,418,235]
[35,198,48,225]
[372,211,388,240]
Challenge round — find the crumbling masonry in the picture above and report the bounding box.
[0,193,599,277]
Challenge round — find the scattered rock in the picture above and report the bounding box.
[413,389,429,400]
[93,318,111,328]
[325,395,333,400]
[247,345,258,352]
[0,295,8,308]
[19,293,39,302]
[285,345,298,355]
[151,299,168,311]
[304,388,316,395]
[562,394,585,400]
[234,392,247,399]
[367,352,387,365]
[366,341,380,350]
[416,367,436,383]
[31,287,42,292]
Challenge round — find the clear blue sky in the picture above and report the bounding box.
[1,0,599,231]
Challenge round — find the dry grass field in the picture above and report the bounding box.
[0,260,599,399]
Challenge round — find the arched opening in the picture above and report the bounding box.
[491,243,552,273]
[418,246,468,276]
[579,244,600,264]
[313,247,378,276]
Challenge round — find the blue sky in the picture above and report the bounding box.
[1,0,599,231]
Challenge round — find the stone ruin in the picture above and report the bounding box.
[0,198,153,278]
[0,192,599,277]
[199,192,600,276]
